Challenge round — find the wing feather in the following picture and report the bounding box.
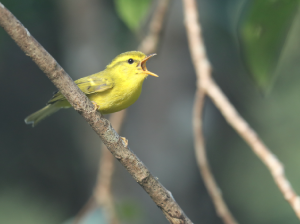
[48,73,114,104]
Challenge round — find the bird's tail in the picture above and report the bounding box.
[24,104,60,127]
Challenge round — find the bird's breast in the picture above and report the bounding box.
[88,79,143,114]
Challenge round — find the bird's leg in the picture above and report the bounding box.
[91,101,100,112]
[120,137,128,147]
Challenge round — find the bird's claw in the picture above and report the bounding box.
[91,101,100,112]
[121,136,128,147]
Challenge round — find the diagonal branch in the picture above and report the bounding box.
[74,1,172,223]
[94,111,127,224]
[0,3,192,224]
[205,78,300,219]
[182,0,300,221]
[91,0,172,223]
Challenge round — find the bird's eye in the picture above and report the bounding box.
[128,58,134,64]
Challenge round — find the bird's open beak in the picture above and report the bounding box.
[141,53,158,77]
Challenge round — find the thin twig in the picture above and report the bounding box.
[182,0,238,223]
[73,197,96,224]
[193,88,238,224]
[0,3,192,224]
[139,0,170,54]
[183,0,300,221]
[205,78,300,219]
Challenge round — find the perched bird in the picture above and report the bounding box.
[25,51,158,127]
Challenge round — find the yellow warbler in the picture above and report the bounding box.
[25,51,157,127]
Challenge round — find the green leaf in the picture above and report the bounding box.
[239,0,299,90]
[114,0,152,31]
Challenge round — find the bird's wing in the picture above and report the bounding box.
[75,75,114,94]
[48,74,114,104]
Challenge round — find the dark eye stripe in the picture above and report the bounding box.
[128,58,134,64]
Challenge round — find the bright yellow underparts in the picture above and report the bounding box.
[25,51,158,127]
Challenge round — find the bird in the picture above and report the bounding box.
[25,51,158,127]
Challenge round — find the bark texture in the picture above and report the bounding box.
[0,3,192,224]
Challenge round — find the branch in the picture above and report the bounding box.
[193,89,238,224]
[139,0,170,54]
[183,0,300,221]
[74,1,172,223]
[94,111,127,224]
[205,78,300,219]
[182,1,238,223]
[0,3,192,224]
[74,113,125,224]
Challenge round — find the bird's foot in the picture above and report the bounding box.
[91,101,100,112]
[120,136,128,147]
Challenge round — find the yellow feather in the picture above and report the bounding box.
[25,51,157,126]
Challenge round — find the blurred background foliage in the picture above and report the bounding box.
[1,0,300,223]
[239,0,299,91]
[114,0,152,31]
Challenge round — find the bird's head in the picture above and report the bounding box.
[106,51,158,79]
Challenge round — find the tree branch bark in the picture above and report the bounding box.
[90,0,172,223]
[91,0,172,223]
[94,111,126,224]
[0,3,192,224]
[73,0,171,223]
